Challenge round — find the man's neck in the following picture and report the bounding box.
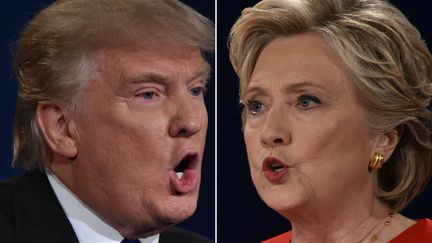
[46,169,159,243]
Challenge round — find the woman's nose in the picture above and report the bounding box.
[260,108,291,148]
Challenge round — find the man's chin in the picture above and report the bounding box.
[117,214,175,240]
[119,226,164,240]
[135,229,164,239]
[159,198,198,224]
[118,194,197,239]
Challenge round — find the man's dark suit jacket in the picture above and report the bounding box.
[0,170,213,243]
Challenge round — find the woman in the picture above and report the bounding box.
[228,0,432,242]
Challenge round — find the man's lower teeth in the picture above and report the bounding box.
[176,172,184,179]
[273,168,283,172]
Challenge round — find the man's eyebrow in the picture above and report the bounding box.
[189,62,211,84]
[127,62,211,86]
[128,73,169,85]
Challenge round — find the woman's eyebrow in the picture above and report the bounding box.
[245,81,326,95]
[283,81,326,93]
[243,85,269,97]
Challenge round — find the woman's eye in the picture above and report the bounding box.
[190,87,203,96]
[297,95,321,109]
[141,91,157,100]
[247,100,264,114]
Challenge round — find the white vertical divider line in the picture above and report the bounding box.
[214,0,218,241]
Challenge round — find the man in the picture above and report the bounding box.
[0,0,214,242]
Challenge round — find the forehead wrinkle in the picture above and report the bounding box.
[128,73,170,86]
[242,85,269,100]
[92,49,130,90]
[245,79,335,97]
[125,58,211,86]
[283,81,327,93]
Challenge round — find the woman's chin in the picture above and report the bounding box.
[259,190,306,216]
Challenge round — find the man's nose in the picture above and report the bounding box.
[260,106,291,148]
[168,98,204,138]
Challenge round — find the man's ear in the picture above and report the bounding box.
[36,102,78,159]
[371,126,402,163]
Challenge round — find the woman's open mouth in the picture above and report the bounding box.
[262,157,289,183]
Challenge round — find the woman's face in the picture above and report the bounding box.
[243,33,380,216]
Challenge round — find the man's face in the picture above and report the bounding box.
[65,45,209,238]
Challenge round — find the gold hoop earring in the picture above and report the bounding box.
[369,152,384,170]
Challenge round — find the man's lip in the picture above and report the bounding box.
[262,157,289,183]
[172,149,199,171]
[170,150,200,194]
[169,169,197,194]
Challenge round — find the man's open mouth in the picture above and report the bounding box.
[174,153,198,179]
[170,151,199,194]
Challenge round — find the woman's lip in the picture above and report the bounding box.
[262,157,289,183]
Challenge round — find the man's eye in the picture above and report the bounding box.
[297,95,321,109]
[190,87,203,96]
[246,99,264,115]
[141,91,156,99]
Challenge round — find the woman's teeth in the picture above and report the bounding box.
[270,163,284,172]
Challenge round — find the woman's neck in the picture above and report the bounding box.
[286,198,398,243]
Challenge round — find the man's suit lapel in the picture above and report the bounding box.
[13,171,79,243]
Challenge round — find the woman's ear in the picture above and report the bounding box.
[36,102,78,159]
[372,126,403,162]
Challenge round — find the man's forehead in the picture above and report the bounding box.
[92,45,211,88]
[99,43,205,59]
[96,45,207,72]
[124,61,211,86]
[131,60,211,82]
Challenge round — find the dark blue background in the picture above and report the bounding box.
[0,0,215,240]
[218,1,432,242]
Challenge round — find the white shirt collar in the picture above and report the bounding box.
[46,170,159,243]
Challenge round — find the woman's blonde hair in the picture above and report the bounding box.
[229,0,432,211]
[13,0,214,170]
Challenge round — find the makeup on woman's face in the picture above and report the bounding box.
[243,33,376,216]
